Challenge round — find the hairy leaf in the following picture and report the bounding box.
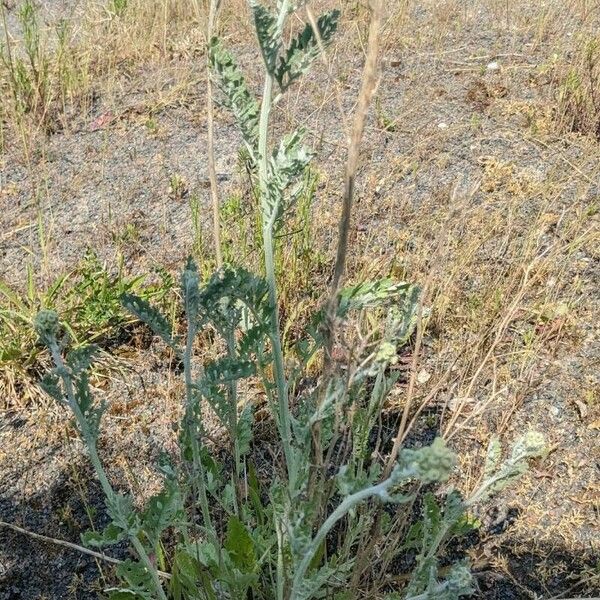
[263,129,313,228]
[82,522,126,548]
[275,10,340,91]
[115,560,157,600]
[121,293,180,352]
[141,481,184,548]
[483,436,502,479]
[338,279,414,316]
[66,344,98,375]
[210,38,260,151]
[250,1,280,74]
[181,257,200,326]
[237,402,254,456]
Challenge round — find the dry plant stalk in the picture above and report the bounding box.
[323,0,384,366]
[0,520,171,580]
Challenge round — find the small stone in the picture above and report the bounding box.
[487,61,500,71]
[417,369,432,384]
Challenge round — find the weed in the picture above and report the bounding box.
[556,36,600,138]
[0,251,174,407]
[0,0,89,134]
[34,4,545,599]
[168,173,188,201]
[109,0,130,18]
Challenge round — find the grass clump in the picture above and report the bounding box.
[0,0,89,134]
[556,36,600,139]
[0,251,174,407]
[32,3,545,599]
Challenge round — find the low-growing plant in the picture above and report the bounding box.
[0,251,174,407]
[556,36,600,139]
[33,2,545,599]
[0,0,88,131]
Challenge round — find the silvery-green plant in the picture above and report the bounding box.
[34,3,546,599]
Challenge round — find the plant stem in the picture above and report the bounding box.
[183,313,213,532]
[322,0,384,367]
[289,475,396,600]
[48,342,168,600]
[205,0,223,267]
[0,520,171,579]
[226,328,243,499]
[256,0,294,488]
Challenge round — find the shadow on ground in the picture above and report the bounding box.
[1,452,598,600]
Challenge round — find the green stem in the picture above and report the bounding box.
[226,329,242,483]
[183,314,213,533]
[289,475,398,600]
[256,0,294,489]
[48,342,168,600]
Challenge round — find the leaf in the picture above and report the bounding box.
[483,436,502,479]
[181,257,200,325]
[170,549,206,600]
[115,560,157,600]
[338,279,414,316]
[74,371,105,439]
[141,481,183,547]
[210,38,260,151]
[203,356,256,385]
[263,129,313,228]
[198,266,271,332]
[121,293,180,352]
[275,10,340,92]
[237,402,254,456]
[422,492,442,547]
[82,522,126,548]
[107,493,139,536]
[40,371,63,402]
[108,592,142,600]
[224,515,256,572]
[66,344,98,375]
[291,563,345,600]
[250,1,280,74]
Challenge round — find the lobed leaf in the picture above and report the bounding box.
[275,10,340,92]
[121,293,180,352]
[210,38,260,152]
[140,481,184,548]
[263,128,313,228]
[250,1,280,74]
[337,279,414,316]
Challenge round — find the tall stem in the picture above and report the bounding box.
[226,329,242,489]
[257,0,294,488]
[205,0,223,267]
[322,0,384,368]
[183,319,213,532]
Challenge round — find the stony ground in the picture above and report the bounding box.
[1,1,599,598]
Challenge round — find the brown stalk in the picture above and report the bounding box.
[0,519,171,579]
[322,0,384,367]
